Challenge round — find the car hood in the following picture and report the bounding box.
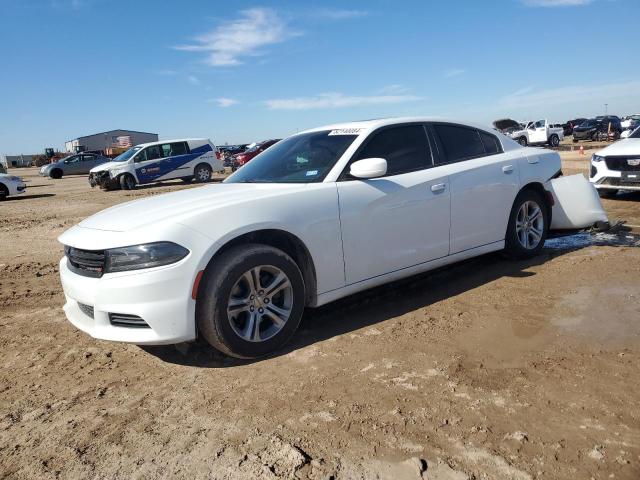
[596,138,640,157]
[78,182,311,232]
[493,119,521,132]
[90,161,125,173]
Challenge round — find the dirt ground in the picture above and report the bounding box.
[1,153,639,480]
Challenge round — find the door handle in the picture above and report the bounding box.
[527,156,539,164]
[502,165,514,174]
[430,183,446,193]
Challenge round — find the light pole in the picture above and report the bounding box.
[604,103,608,115]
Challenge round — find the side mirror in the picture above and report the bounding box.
[349,158,387,179]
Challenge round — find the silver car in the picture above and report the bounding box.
[40,153,110,179]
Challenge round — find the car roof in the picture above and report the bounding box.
[134,138,213,148]
[299,117,500,136]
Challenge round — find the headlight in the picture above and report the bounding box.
[592,155,604,163]
[105,242,189,273]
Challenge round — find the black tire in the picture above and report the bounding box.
[518,137,528,147]
[598,189,618,198]
[572,137,578,143]
[0,184,8,201]
[504,189,549,259]
[119,173,136,190]
[196,244,306,359]
[549,134,560,148]
[194,163,212,183]
[50,169,63,179]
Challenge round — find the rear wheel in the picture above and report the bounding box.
[50,169,62,179]
[505,189,549,259]
[196,244,306,359]
[517,137,528,147]
[194,163,212,183]
[119,173,136,190]
[549,134,560,147]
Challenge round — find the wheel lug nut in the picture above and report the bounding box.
[258,308,264,313]
[250,306,254,312]
[258,290,264,296]
[250,295,255,300]
[264,298,270,304]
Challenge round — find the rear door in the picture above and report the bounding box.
[429,123,519,254]
[80,154,99,173]
[62,155,82,175]
[337,124,450,284]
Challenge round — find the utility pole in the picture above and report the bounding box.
[604,103,608,115]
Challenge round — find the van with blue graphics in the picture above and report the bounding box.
[88,138,224,190]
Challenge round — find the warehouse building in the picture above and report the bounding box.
[64,129,158,154]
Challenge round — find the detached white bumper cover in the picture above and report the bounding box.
[549,174,609,230]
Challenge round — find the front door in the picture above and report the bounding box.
[133,145,164,183]
[529,120,548,144]
[337,124,451,285]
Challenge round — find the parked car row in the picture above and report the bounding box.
[493,119,564,147]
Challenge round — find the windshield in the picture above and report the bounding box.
[225,130,358,184]
[581,120,596,127]
[112,146,142,162]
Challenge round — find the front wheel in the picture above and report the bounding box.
[119,173,136,190]
[196,244,306,359]
[0,184,8,201]
[504,189,549,259]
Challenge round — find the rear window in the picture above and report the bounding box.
[433,124,485,163]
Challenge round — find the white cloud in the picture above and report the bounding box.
[313,9,368,20]
[263,92,421,110]
[378,84,410,95]
[444,69,465,78]
[187,75,200,85]
[174,8,297,66]
[499,81,640,109]
[521,0,594,7]
[208,98,239,108]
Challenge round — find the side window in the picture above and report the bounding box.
[82,154,96,162]
[142,145,162,161]
[432,124,485,164]
[170,142,188,156]
[534,120,545,129]
[64,155,80,164]
[354,125,432,176]
[134,149,147,163]
[479,131,502,155]
[160,143,172,158]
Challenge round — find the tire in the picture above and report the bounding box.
[504,189,549,259]
[50,169,63,179]
[196,244,306,359]
[119,173,136,190]
[517,137,528,147]
[0,184,8,201]
[598,189,618,198]
[194,163,212,183]
[549,134,560,148]
[572,137,578,143]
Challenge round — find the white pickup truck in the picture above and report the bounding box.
[508,119,564,147]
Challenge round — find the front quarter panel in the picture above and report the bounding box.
[181,183,345,297]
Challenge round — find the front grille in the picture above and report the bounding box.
[108,313,150,328]
[604,156,640,172]
[65,246,105,278]
[78,303,94,319]
[598,177,640,187]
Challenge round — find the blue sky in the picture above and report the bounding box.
[1,0,639,153]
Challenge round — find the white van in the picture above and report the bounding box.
[89,138,224,190]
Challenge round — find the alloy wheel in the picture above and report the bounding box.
[515,200,544,250]
[197,167,211,181]
[227,265,294,342]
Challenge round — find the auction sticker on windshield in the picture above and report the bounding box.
[328,128,363,135]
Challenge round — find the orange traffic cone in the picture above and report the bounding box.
[579,145,584,156]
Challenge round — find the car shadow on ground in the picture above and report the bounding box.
[126,178,225,191]
[142,245,579,368]
[5,193,55,201]
[142,230,640,368]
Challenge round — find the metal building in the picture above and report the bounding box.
[64,129,158,154]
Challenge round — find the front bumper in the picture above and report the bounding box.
[59,255,198,345]
[590,159,640,191]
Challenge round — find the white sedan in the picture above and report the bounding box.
[58,117,606,358]
[0,173,26,200]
